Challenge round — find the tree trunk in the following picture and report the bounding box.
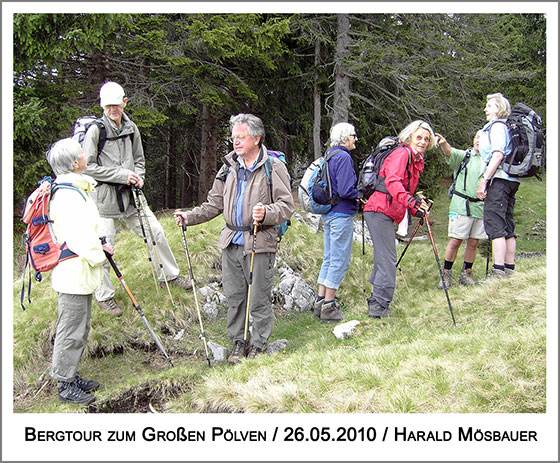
[332,14,351,125]
[198,104,218,201]
[313,38,322,159]
[180,147,193,208]
[165,126,177,209]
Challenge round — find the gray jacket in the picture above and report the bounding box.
[83,112,145,218]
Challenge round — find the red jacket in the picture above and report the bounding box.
[363,145,424,223]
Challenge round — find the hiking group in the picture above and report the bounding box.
[22,80,543,405]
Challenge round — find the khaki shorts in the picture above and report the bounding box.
[448,213,488,240]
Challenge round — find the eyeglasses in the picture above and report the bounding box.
[350,134,358,140]
[229,135,248,144]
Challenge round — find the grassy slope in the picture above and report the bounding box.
[12,177,547,413]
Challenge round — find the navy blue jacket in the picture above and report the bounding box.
[326,146,359,215]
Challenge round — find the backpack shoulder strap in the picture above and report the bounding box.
[324,148,344,163]
[216,157,236,182]
[52,183,87,201]
[263,156,274,201]
[455,149,472,177]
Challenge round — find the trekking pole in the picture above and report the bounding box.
[424,213,457,326]
[132,187,175,306]
[131,186,160,294]
[178,217,212,367]
[396,201,433,270]
[485,239,491,278]
[243,220,259,351]
[101,238,173,366]
[361,213,365,256]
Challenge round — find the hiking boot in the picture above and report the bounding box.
[437,269,452,290]
[504,267,515,277]
[487,267,506,279]
[246,345,264,360]
[367,297,393,318]
[74,374,100,393]
[458,268,477,286]
[320,300,344,323]
[227,341,247,365]
[58,380,96,405]
[312,299,323,318]
[98,298,123,316]
[163,276,193,290]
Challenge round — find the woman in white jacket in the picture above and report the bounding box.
[46,138,114,405]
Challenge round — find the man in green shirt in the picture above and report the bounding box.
[434,131,487,288]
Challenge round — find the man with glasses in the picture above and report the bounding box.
[84,82,192,316]
[174,113,294,364]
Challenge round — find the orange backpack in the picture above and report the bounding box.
[20,177,86,310]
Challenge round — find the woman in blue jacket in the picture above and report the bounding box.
[313,122,359,322]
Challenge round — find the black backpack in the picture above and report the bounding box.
[356,136,412,200]
[492,103,545,179]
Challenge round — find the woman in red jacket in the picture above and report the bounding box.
[363,120,434,318]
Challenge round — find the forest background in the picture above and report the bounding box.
[12,11,546,225]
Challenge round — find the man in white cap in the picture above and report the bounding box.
[83,82,191,316]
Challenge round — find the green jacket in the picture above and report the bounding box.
[83,112,145,218]
[447,148,485,219]
[185,146,294,255]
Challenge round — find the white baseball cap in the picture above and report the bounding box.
[99,82,125,107]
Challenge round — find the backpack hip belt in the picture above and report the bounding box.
[226,223,273,234]
[449,188,481,217]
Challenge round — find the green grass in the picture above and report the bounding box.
[12,176,547,413]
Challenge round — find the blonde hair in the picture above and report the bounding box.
[398,120,436,150]
[486,93,511,119]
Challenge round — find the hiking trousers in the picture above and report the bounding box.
[50,293,92,382]
[222,244,276,349]
[95,205,180,302]
[364,211,397,309]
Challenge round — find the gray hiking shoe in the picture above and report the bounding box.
[98,298,123,316]
[320,300,344,323]
[458,268,477,286]
[437,269,452,290]
[74,374,100,393]
[312,299,323,318]
[58,380,96,405]
[163,276,193,290]
[487,267,506,280]
[504,267,515,277]
[367,297,393,318]
[227,341,247,365]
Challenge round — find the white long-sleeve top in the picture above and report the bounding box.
[50,173,106,294]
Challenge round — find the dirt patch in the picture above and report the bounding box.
[87,380,191,413]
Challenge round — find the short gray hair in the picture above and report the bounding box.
[229,113,265,143]
[329,122,355,148]
[46,138,82,176]
[398,120,436,150]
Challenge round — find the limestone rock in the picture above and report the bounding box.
[207,341,228,363]
[273,260,315,312]
[266,339,289,354]
[333,320,361,339]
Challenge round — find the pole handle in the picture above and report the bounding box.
[100,237,121,277]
